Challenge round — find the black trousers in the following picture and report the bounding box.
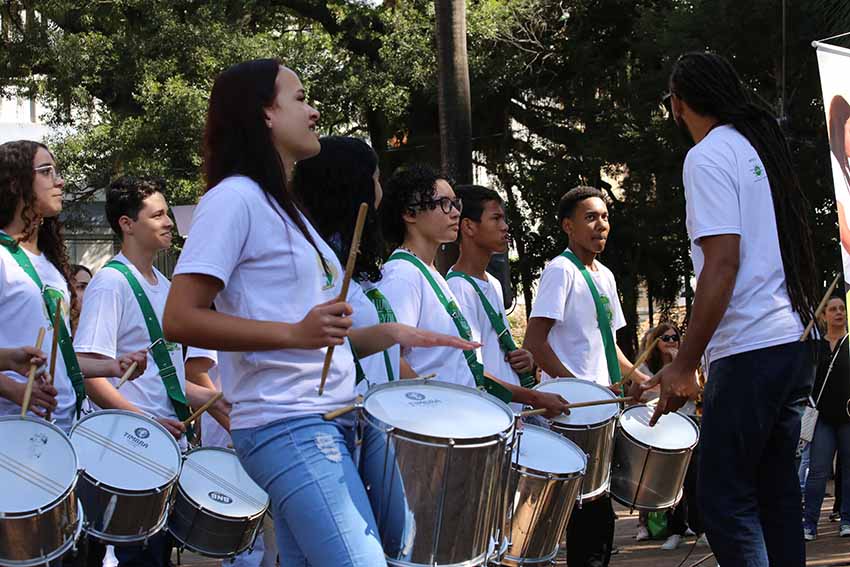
[566,496,616,567]
[668,427,704,536]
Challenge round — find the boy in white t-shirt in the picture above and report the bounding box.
[447,184,535,412]
[524,185,649,566]
[74,176,228,567]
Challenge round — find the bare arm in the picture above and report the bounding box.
[483,370,569,417]
[348,323,478,358]
[185,356,216,390]
[399,357,417,379]
[523,317,573,378]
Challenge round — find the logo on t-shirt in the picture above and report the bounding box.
[749,158,767,182]
[317,253,338,290]
[600,294,614,325]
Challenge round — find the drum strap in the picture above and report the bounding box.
[559,249,623,386]
[104,260,193,437]
[446,270,536,389]
[364,287,397,381]
[0,233,86,416]
[349,339,368,385]
[387,251,512,403]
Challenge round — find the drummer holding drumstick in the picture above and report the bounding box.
[524,185,650,567]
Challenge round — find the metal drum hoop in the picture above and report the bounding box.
[616,410,699,454]
[534,378,620,429]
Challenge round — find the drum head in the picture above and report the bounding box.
[0,416,77,514]
[619,405,698,451]
[363,380,514,439]
[535,378,619,427]
[179,448,268,518]
[514,424,586,476]
[70,410,180,491]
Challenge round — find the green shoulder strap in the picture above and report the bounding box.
[0,233,86,416]
[447,270,536,389]
[349,340,368,385]
[559,249,623,385]
[387,251,512,403]
[364,287,397,382]
[104,261,193,433]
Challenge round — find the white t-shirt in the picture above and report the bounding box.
[0,238,76,432]
[684,125,804,363]
[529,251,626,386]
[379,251,477,388]
[173,175,356,429]
[349,281,400,396]
[447,270,522,411]
[185,347,232,449]
[74,253,186,421]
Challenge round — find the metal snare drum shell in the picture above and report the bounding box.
[610,404,699,511]
[534,379,619,501]
[358,379,516,567]
[499,425,586,567]
[70,410,181,543]
[167,447,269,558]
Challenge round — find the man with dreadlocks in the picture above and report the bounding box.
[636,52,820,566]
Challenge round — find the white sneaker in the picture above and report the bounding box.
[635,525,650,541]
[661,534,682,550]
[697,533,709,546]
[685,528,696,537]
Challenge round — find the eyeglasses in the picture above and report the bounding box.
[33,164,63,183]
[411,196,463,215]
[659,334,679,343]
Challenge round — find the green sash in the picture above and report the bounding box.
[364,287,397,382]
[104,261,193,434]
[349,340,367,385]
[0,233,86,416]
[387,251,513,403]
[559,249,622,385]
[446,270,536,389]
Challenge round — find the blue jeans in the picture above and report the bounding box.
[798,443,810,493]
[803,419,850,532]
[231,415,386,567]
[699,341,815,567]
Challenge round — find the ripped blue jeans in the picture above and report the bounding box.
[231,415,386,567]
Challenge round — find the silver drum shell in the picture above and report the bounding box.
[0,417,83,567]
[609,411,697,511]
[359,380,515,567]
[547,419,615,502]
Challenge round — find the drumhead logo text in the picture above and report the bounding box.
[124,429,150,448]
[405,392,426,401]
[404,391,442,407]
[209,491,233,504]
[134,428,150,439]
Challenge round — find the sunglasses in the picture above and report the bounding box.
[659,334,680,343]
[411,196,463,215]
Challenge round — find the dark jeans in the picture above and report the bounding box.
[699,341,815,567]
[565,495,615,567]
[668,421,703,536]
[114,532,172,567]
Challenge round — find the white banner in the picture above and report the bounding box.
[815,43,850,283]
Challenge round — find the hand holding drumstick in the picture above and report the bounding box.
[0,345,56,418]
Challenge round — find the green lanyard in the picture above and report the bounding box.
[364,287,397,382]
[559,249,622,385]
[387,251,512,403]
[446,270,536,389]
[104,261,193,436]
[0,233,86,416]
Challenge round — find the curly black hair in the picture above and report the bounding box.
[557,185,605,222]
[380,164,447,248]
[294,136,385,283]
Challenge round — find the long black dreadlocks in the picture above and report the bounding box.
[670,52,819,328]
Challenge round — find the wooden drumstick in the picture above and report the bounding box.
[44,308,62,421]
[20,327,46,418]
[519,396,629,418]
[116,337,162,390]
[318,203,369,396]
[323,396,364,421]
[620,337,660,389]
[800,274,840,341]
[182,391,224,427]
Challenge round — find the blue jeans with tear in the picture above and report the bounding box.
[231,414,386,567]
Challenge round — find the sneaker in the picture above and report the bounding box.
[697,533,709,546]
[661,534,682,550]
[635,525,650,541]
[830,511,841,522]
[685,528,696,537]
[804,527,816,541]
[840,524,850,537]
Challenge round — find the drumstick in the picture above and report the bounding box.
[116,337,162,390]
[20,327,46,418]
[519,396,629,418]
[323,395,364,421]
[182,391,224,427]
[44,307,62,421]
[318,203,369,396]
[800,274,840,341]
[620,337,660,388]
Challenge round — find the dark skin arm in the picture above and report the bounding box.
[523,317,573,378]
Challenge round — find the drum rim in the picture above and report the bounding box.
[0,500,84,567]
[511,424,587,479]
[617,405,699,453]
[176,446,270,518]
[0,415,80,514]
[70,408,182,489]
[533,378,620,428]
[361,379,516,444]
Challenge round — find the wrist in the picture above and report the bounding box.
[276,321,299,349]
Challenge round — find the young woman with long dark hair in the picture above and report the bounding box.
[163,60,474,566]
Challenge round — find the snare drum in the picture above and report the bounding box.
[70,410,181,543]
[167,447,269,558]
[497,425,586,566]
[359,379,515,567]
[0,416,82,567]
[610,404,699,511]
[534,378,619,501]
